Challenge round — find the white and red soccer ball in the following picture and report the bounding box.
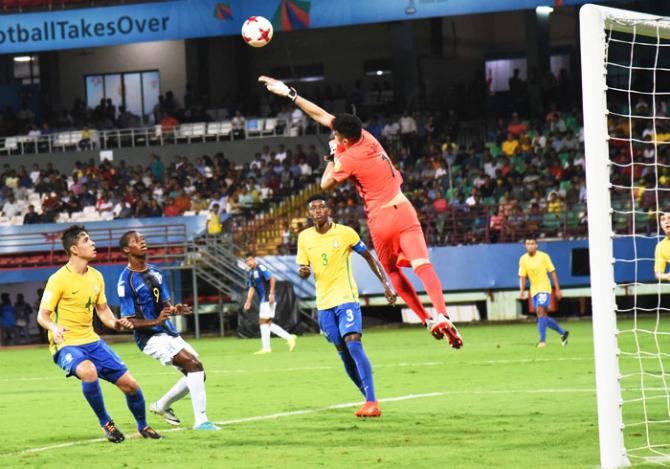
[241,16,273,48]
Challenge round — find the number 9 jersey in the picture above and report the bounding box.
[117,265,179,350]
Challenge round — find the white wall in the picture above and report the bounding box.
[55,40,187,111]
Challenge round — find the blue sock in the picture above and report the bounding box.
[125,388,147,430]
[546,317,566,335]
[537,316,548,342]
[82,380,112,427]
[346,340,376,402]
[337,348,365,396]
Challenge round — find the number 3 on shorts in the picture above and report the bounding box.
[346,309,354,322]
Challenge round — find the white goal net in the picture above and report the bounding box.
[581,4,670,468]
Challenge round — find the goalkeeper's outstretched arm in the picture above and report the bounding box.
[258,75,334,128]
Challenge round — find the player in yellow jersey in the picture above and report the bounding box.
[655,211,670,281]
[518,237,569,348]
[297,194,396,417]
[37,225,161,443]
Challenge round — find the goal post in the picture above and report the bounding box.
[581,4,670,468]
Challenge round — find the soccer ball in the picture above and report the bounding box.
[241,16,273,48]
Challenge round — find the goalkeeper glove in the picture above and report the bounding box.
[258,75,298,102]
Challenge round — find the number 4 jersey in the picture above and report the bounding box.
[41,264,108,355]
[296,223,365,310]
[117,265,179,350]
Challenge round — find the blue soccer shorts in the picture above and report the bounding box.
[533,292,551,310]
[53,340,128,383]
[318,302,363,346]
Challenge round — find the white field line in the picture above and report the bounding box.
[0,357,593,383]
[2,388,596,458]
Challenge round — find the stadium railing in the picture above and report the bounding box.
[0,223,188,269]
[0,117,314,156]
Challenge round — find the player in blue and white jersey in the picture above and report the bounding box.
[118,230,218,431]
[244,252,297,354]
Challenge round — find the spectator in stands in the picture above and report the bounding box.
[547,191,563,215]
[232,110,245,140]
[163,197,179,217]
[502,132,519,157]
[160,113,179,143]
[399,110,417,150]
[2,192,20,218]
[174,189,192,214]
[146,199,163,217]
[206,203,223,236]
[79,127,93,150]
[23,204,40,224]
[149,153,165,182]
[0,293,16,346]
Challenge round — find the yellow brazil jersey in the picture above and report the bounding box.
[518,251,555,297]
[655,238,670,275]
[296,223,360,310]
[41,264,107,355]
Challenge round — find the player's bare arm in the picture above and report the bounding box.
[37,307,68,344]
[125,306,172,329]
[359,250,397,305]
[298,264,312,278]
[321,161,339,191]
[518,276,527,299]
[258,75,334,128]
[95,303,134,331]
[550,271,562,300]
[244,286,256,310]
[269,276,276,305]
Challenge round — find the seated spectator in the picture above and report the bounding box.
[79,127,93,150]
[206,203,223,236]
[96,190,113,214]
[163,197,179,217]
[2,192,20,218]
[547,191,562,214]
[501,133,519,157]
[23,204,40,224]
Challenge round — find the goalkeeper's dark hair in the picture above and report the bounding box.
[119,230,138,251]
[307,193,329,206]
[332,113,362,142]
[62,224,88,256]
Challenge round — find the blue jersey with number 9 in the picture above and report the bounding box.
[117,265,179,350]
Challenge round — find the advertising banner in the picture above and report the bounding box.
[0,0,612,54]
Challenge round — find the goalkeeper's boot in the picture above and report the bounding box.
[427,314,463,349]
[561,331,570,347]
[355,401,382,418]
[139,426,162,439]
[102,420,125,443]
[150,402,180,426]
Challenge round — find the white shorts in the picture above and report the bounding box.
[142,333,199,366]
[259,301,276,319]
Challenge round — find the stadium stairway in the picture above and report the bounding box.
[234,182,322,255]
[191,236,247,303]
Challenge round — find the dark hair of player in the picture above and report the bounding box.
[332,113,362,142]
[525,235,538,242]
[307,193,329,205]
[62,224,88,256]
[119,230,138,250]
[244,251,255,259]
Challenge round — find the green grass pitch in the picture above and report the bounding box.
[0,319,657,468]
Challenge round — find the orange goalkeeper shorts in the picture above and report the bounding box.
[368,201,429,270]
